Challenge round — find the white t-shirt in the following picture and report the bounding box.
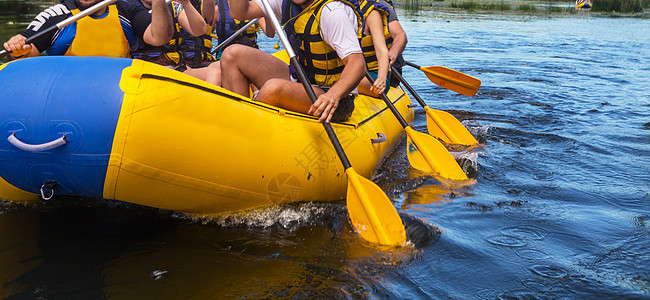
[254,0,362,59]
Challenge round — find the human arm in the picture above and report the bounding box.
[210,4,218,28]
[177,0,208,36]
[259,17,275,38]
[366,10,389,94]
[308,3,365,123]
[231,0,268,21]
[3,4,70,59]
[308,53,365,123]
[387,19,406,67]
[201,0,215,25]
[143,0,174,46]
[3,34,41,60]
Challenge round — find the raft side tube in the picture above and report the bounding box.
[104,59,413,215]
[0,56,131,199]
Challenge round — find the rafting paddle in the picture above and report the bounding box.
[210,18,260,55]
[365,73,468,180]
[259,0,405,246]
[391,66,479,146]
[403,60,481,97]
[0,0,119,59]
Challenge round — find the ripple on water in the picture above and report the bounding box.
[496,289,550,300]
[521,278,554,292]
[500,225,546,241]
[643,122,650,130]
[486,235,527,248]
[339,284,370,296]
[355,264,388,277]
[530,265,568,279]
[475,288,499,299]
[515,249,551,261]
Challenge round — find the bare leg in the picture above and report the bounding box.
[256,78,324,114]
[184,61,222,86]
[220,44,290,97]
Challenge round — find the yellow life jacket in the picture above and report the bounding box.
[65,4,129,57]
[283,0,362,87]
[180,0,216,68]
[130,2,184,67]
[161,3,185,66]
[234,19,260,48]
[357,0,392,71]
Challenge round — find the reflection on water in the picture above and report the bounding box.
[0,0,56,21]
[0,212,42,299]
[0,1,57,24]
[1,198,431,298]
[0,1,57,53]
[1,0,650,298]
[403,0,426,12]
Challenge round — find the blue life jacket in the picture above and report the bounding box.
[215,0,259,58]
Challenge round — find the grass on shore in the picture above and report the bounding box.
[592,0,646,12]
[403,0,649,14]
[443,0,576,14]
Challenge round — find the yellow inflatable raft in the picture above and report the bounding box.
[0,56,413,216]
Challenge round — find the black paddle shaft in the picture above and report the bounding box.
[257,0,351,171]
[404,60,422,69]
[390,65,428,108]
[211,18,259,55]
[364,72,409,129]
[291,56,352,170]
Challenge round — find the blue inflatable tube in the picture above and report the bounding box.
[0,56,130,198]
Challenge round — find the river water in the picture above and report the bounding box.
[1,2,649,299]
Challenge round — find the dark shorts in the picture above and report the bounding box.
[332,93,356,122]
[389,55,405,88]
[320,86,355,122]
[367,70,391,93]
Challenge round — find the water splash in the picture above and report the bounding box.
[0,200,40,215]
[466,121,492,143]
[401,214,441,249]
[179,202,344,230]
[451,150,480,178]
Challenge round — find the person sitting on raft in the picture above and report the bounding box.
[220,0,366,123]
[2,0,173,60]
[184,0,271,86]
[130,0,214,70]
[356,0,392,96]
[213,0,267,59]
[379,0,407,87]
[176,0,216,69]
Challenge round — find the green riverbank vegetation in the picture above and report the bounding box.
[401,0,650,15]
[2,0,648,17]
[592,0,646,12]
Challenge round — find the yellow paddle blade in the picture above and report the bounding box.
[421,66,481,97]
[405,127,468,180]
[425,107,479,146]
[346,168,406,246]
